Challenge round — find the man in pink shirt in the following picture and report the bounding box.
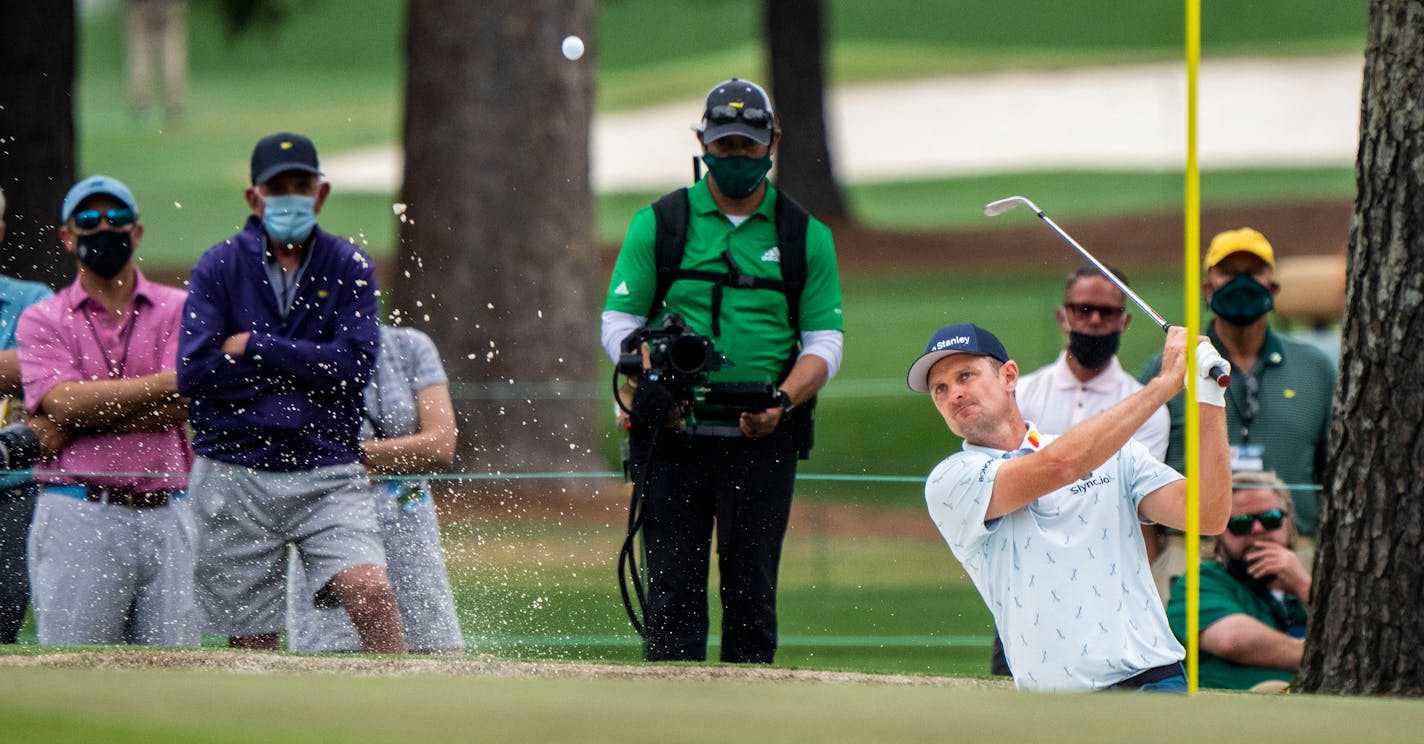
[16,175,196,646]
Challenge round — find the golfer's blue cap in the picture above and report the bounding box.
[250,132,322,186]
[61,175,139,223]
[907,323,1010,393]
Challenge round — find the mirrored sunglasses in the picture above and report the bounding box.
[707,104,773,127]
[1226,509,1285,536]
[72,207,137,231]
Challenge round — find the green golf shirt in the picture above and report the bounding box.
[1139,322,1335,534]
[604,178,844,389]
[1166,561,1307,690]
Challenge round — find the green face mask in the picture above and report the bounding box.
[702,153,772,200]
[1210,273,1274,324]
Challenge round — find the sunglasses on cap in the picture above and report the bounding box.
[707,104,773,127]
[1064,303,1125,320]
[71,207,137,231]
[1225,509,1285,536]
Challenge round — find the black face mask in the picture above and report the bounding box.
[1067,331,1120,370]
[1210,274,1274,325]
[76,230,134,279]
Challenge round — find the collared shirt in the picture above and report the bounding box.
[263,241,314,319]
[925,425,1184,691]
[16,271,191,492]
[602,178,844,386]
[1016,353,1169,461]
[0,274,54,490]
[1139,323,1335,534]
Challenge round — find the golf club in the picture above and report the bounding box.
[984,195,1229,387]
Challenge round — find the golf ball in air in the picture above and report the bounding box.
[561,35,584,61]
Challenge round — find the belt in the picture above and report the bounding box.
[49,483,177,510]
[1114,662,1185,689]
[683,423,744,438]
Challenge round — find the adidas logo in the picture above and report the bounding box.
[760,246,781,263]
[613,281,630,296]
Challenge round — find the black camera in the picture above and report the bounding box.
[0,423,42,472]
[617,315,779,420]
[617,313,726,379]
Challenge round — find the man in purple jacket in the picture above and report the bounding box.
[178,133,406,653]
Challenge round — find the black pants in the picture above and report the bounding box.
[629,425,797,664]
[0,484,36,643]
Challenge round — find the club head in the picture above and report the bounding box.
[983,195,1040,217]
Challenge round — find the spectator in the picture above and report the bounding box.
[0,186,55,643]
[16,175,196,646]
[910,323,1230,691]
[988,265,1170,674]
[600,78,844,663]
[1167,471,1308,691]
[287,324,463,654]
[1140,228,1335,587]
[126,0,188,121]
[178,132,405,653]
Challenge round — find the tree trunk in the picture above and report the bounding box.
[0,0,76,287]
[765,0,850,222]
[395,1,599,478]
[1297,0,1424,695]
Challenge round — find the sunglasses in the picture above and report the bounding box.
[72,207,137,231]
[1226,509,1285,536]
[707,104,774,127]
[1064,303,1126,320]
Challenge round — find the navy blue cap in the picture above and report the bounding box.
[62,175,139,222]
[907,323,1010,393]
[250,132,322,186]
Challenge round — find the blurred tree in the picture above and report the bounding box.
[392,0,601,476]
[0,0,76,287]
[765,0,850,222]
[1297,0,1424,695]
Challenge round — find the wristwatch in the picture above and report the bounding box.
[775,389,795,414]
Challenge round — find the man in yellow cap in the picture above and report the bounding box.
[1139,227,1335,599]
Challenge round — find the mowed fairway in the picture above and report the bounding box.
[1,658,1422,743]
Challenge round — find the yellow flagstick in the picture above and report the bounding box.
[1184,0,1203,696]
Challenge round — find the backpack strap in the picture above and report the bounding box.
[773,191,811,336]
[648,188,690,320]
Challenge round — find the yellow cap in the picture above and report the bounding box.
[1204,227,1275,270]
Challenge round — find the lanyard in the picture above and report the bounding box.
[83,304,138,379]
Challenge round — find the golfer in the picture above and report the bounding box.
[909,322,1230,692]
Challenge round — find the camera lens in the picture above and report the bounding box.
[666,335,711,373]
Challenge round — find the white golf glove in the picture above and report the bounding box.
[1190,340,1228,407]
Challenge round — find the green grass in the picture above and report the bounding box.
[3,661,1424,743]
[73,0,1363,264]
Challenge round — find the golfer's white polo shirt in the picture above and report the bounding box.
[926,425,1185,691]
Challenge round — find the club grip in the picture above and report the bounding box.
[1208,362,1230,388]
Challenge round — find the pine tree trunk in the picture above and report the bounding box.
[394,0,599,478]
[1297,0,1424,695]
[0,0,76,287]
[765,0,850,222]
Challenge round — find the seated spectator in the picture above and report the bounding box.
[1167,471,1308,690]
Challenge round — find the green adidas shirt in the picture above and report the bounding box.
[1166,561,1307,690]
[604,178,844,385]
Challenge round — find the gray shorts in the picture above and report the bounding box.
[286,481,464,652]
[189,456,387,637]
[28,485,199,646]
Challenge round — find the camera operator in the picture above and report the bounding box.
[0,186,56,644]
[600,78,844,664]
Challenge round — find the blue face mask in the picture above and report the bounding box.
[261,193,317,245]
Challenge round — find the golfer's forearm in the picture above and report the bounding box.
[1196,403,1231,533]
[1041,376,1177,475]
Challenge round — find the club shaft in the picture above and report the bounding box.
[1034,211,1171,332]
